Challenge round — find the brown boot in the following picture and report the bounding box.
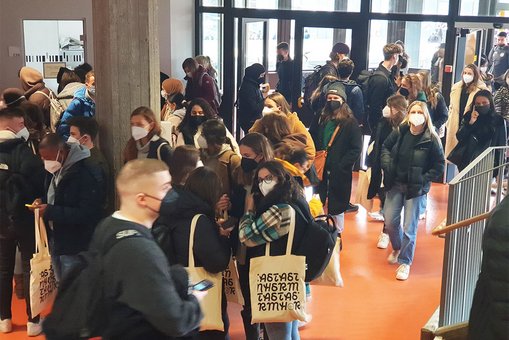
[13,274,24,299]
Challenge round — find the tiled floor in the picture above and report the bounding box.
[4,181,448,340]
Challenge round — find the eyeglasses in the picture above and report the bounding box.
[257,174,274,184]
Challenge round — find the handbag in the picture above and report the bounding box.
[447,134,478,168]
[249,208,309,323]
[315,124,341,181]
[185,214,224,331]
[311,237,344,287]
[355,168,373,211]
[30,208,58,316]
[222,257,245,305]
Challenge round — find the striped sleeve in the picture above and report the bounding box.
[239,204,292,247]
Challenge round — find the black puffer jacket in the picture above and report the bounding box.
[367,118,394,199]
[153,187,231,274]
[0,138,45,236]
[381,125,445,199]
[237,65,265,132]
[468,194,509,340]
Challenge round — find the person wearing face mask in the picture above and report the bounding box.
[310,82,362,227]
[160,78,185,121]
[494,69,509,124]
[237,63,266,133]
[381,101,445,280]
[56,71,96,140]
[153,167,231,340]
[488,31,509,90]
[161,92,187,147]
[83,159,204,339]
[366,95,407,246]
[398,73,427,103]
[418,70,449,138]
[0,107,45,336]
[32,133,104,280]
[239,160,310,340]
[479,55,494,92]
[123,106,173,166]
[451,90,507,172]
[446,64,487,160]
[275,42,295,103]
[182,58,221,112]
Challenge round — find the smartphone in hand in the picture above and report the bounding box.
[192,279,214,291]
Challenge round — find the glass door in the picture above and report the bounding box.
[242,19,269,74]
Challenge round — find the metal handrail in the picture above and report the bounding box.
[432,211,492,236]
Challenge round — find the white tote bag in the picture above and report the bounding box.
[223,257,245,305]
[30,208,58,316]
[185,214,224,331]
[249,208,309,323]
[311,237,344,287]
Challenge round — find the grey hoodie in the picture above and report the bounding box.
[57,82,85,110]
[47,143,90,205]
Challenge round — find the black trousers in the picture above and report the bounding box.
[237,262,262,340]
[0,226,40,322]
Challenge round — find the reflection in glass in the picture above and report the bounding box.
[302,27,352,71]
[460,0,509,17]
[235,0,360,11]
[371,0,449,15]
[201,13,223,89]
[245,21,265,67]
[202,0,223,6]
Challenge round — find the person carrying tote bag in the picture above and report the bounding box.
[30,208,57,317]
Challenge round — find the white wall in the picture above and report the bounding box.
[0,0,195,93]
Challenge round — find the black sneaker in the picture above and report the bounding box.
[346,202,359,213]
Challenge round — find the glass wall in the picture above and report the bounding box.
[202,0,224,7]
[201,13,224,88]
[460,0,509,16]
[371,0,449,15]
[302,27,352,70]
[234,0,361,12]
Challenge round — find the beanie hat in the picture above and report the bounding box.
[325,81,347,101]
[2,88,26,107]
[331,43,350,55]
[162,78,184,96]
[245,63,266,80]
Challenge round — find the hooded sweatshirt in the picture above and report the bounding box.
[57,82,86,109]
[19,66,51,126]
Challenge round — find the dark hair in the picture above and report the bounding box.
[167,92,185,109]
[178,98,217,134]
[277,42,289,51]
[169,145,200,185]
[498,31,507,38]
[185,166,223,210]
[182,58,198,72]
[20,101,46,135]
[239,132,274,162]
[39,132,65,150]
[0,106,24,119]
[74,63,93,83]
[337,59,355,79]
[67,116,99,141]
[472,89,495,114]
[202,119,229,146]
[58,69,81,93]
[251,160,303,216]
[288,149,309,166]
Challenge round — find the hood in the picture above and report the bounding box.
[279,133,307,149]
[173,107,186,120]
[57,82,85,99]
[0,130,18,143]
[19,67,44,92]
[339,79,358,87]
[245,63,265,80]
[192,65,209,79]
[2,88,26,107]
[160,186,213,219]
[61,143,91,174]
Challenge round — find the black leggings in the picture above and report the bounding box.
[0,228,40,322]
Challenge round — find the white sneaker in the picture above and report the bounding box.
[377,233,390,249]
[396,264,410,280]
[298,314,312,328]
[387,250,400,264]
[0,319,12,333]
[368,211,385,221]
[27,320,43,337]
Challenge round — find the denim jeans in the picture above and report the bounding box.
[51,253,81,282]
[420,193,428,215]
[264,320,300,340]
[384,182,424,266]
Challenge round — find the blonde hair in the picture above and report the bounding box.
[386,94,408,127]
[401,73,422,103]
[418,70,438,109]
[266,92,292,115]
[116,159,169,195]
[401,101,438,138]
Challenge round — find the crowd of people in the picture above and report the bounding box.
[0,34,508,339]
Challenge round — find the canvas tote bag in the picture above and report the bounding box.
[186,214,224,331]
[311,237,344,287]
[355,168,373,211]
[249,208,309,323]
[223,257,245,305]
[30,208,58,316]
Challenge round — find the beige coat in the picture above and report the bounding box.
[445,80,487,158]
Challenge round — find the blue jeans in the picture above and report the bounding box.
[52,254,81,282]
[264,321,300,340]
[384,183,423,266]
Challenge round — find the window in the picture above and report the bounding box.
[202,0,223,6]
[368,20,447,71]
[235,0,360,12]
[302,27,352,70]
[460,0,509,16]
[201,13,224,89]
[371,0,449,15]
[234,0,278,9]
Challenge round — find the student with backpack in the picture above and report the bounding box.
[0,107,46,336]
[19,66,52,128]
[336,59,365,125]
[183,58,221,113]
[43,159,204,339]
[363,43,402,134]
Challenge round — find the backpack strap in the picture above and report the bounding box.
[101,227,147,256]
[156,141,169,161]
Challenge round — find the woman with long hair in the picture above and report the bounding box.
[381,101,445,280]
[123,106,172,166]
[446,64,487,159]
[418,70,448,136]
[398,73,426,103]
[310,82,362,233]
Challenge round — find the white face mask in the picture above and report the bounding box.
[67,135,84,145]
[196,160,204,168]
[382,106,392,118]
[44,150,62,174]
[161,90,167,99]
[197,135,208,149]
[259,180,277,196]
[262,106,274,116]
[16,127,29,141]
[463,74,474,84]
[409,113,425,127]
[131,126,149,141]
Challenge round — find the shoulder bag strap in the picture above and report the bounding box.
[156,142,169,161]
[327,124,341,149]
[188,214,204,268]
[264,206,296,257]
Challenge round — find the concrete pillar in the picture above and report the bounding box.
[92,0,160,179]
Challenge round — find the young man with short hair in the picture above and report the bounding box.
[488,31,509,90]
[337,59,364,124]
[276,42,295,103]
[319,42,351,80]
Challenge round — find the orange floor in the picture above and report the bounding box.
[4,181,448,340]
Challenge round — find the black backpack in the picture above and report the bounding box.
[356,69,389,116]
[43,228,147,340]
[302,65,323,110]
[292,204,339,282]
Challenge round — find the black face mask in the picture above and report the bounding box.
[476,105,490,115]
[277,54,284,62]
[399,87,410,98]
[258,77,265,85]
[190,116,206,127]
[327,100,342,112]
[241,157,258,173]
